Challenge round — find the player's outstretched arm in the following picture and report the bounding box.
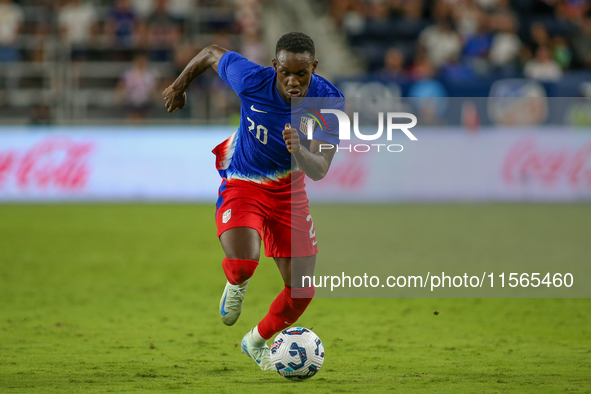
[162,45,228,113]
[283,124,336,181]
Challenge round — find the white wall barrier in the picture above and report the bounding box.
[307,128,591,202]
[1,127,590,202]
[0,127,228,201]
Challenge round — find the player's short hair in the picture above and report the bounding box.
[275,32,315,59]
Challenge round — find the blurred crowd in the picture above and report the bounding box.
[0,0,265,63]
[330,0,591,82]
[2,0,590,124]
[0,0,265,122]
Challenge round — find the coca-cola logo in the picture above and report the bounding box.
[311,151,369,190]
[502,138,591,189]
[0,137,95,191]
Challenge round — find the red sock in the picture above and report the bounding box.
[257,285,315,340]
[222,258,258,285]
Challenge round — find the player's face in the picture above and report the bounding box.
[273,50,318,104]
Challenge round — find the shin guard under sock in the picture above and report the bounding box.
[222,258,258,285]
[257,285,315,340]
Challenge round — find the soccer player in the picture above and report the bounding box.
[162,32,343,371]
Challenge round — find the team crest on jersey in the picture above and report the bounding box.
[299,117,316,136]
[222,209,232,224]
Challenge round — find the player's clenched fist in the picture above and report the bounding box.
[162,85,187,113]
[283,124,301,154]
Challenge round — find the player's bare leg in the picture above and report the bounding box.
[219,227,261,261]
[218,227,260,326]
[274,255,316,289]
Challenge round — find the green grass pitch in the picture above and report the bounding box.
[1,204,590,393]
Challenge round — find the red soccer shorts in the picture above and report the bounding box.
[215,177,318,258]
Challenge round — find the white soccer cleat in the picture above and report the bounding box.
[219,280,249,326]
[241,329,274,371]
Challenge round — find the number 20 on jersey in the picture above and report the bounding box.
[247,117,268,145]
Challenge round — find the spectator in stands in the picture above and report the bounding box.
[441,53,476,80]
[516,44,533,71]
[105,0,137,52]
[147,0,182,62]
[30,21,55,63]
[524,46,563,81]
[462,14,493,61]
[418,17,462,68]
[329,0,348,27]
[409,48,433,80]
[116,52,160,122]
[330,0,365,35]
[133,0,193,21]
[431,0,453,22]
[476,0,503,12]
[403,0,424,20]
[33,0,57,27]
[453,0,481,39]
[552,36,572,69]
[28,0,57,63]
[132,18,150,52]
[556,0,590,24]
[573,17,591,69]
[489,12,521,70]
[58,0,98,59]
[527,22,550,54]
[241,30,266,65]
[0,0,24,62]
[132,0,155,19]
[379,47,407,79]
[367,0,389,22]
[167,0,195,21]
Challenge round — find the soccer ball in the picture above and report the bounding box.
[269,327,324,380]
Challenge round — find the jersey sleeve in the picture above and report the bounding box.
[217,51,265,96]
[312,94,345,146]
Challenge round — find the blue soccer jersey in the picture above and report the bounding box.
[212,51,344,186]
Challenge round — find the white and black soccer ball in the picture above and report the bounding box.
[269,327,324,380]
